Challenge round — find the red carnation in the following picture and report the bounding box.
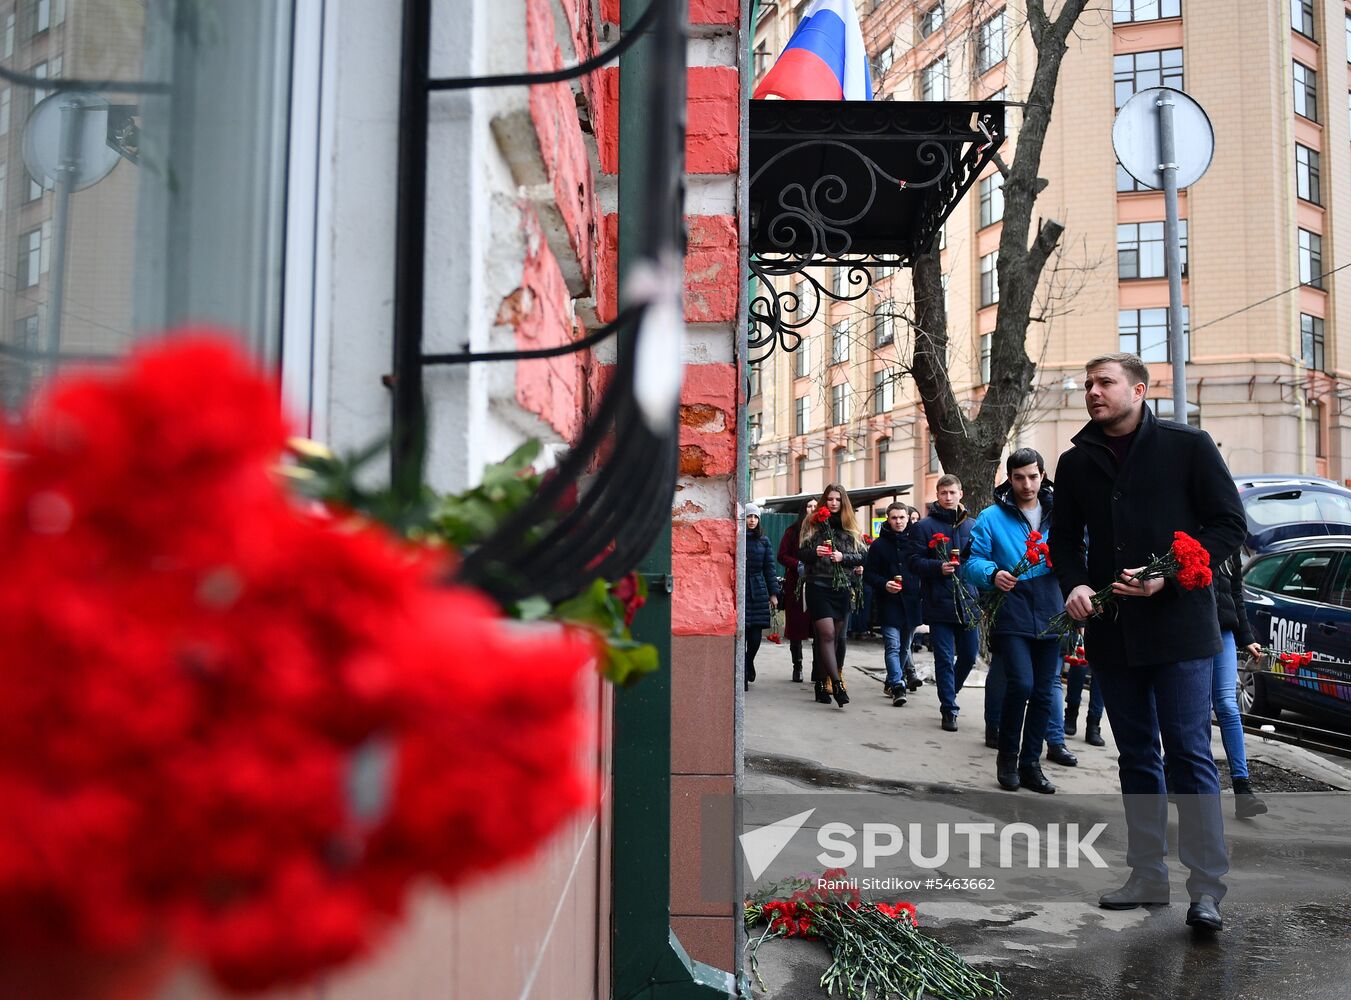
[1027,531,1042,542]
[813,506,831,524]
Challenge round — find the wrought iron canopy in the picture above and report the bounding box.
[747,100,1005,362]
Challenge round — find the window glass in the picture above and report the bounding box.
[1113,0,1181,22]
[1243,554,1286,593]
[0,1,295,409]
[1269,550,1337,601]
[1326,553,1351,608]
[1246,490,1325,530]
[1313,492,1351,524]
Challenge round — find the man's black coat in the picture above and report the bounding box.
[862,523,923,630]
[1049,406,1247,668]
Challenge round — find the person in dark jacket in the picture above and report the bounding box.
[963,450,1063,794]
[1064,631,1106,746]
[1211,554,1267,818]
[864,503,923,707]
[798,484,867,707]
[777,498,819,683]
[1050,352,1247,933]
[742,504,780,691]
[907,475,980,732]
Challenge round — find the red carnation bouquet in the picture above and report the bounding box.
[0,336,599,998]
[981,530,1053,628]
[928,531,979,627]
[1043,530,1213,637]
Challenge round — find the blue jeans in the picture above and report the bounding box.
[1094,657,1228,902]
[931,622,979,716]
[1066,663,1105,724]
[1212,630,1249,781]
[881,625,916,687]
[994,636,1061,767]
[987,645,1067,745]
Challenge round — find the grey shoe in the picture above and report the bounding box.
[1099,872,1170,909]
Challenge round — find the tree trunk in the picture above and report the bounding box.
[906,0,1089,516]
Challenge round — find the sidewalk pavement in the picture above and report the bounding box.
[742,635,1351,1000]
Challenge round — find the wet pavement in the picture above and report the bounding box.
[743,638,1351,1000]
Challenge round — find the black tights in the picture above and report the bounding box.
[812,617,847,684]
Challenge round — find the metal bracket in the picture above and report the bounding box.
[643,571,674,594]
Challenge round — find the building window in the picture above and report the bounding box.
[19,229,40,288]
[876,437,889,481]
[831,383,850,425]
[873,43,895,79]
[1301,314,1326,371]
[831,267,847,295]
[874,367,895,414]
[1117,162,1149,193]
[754,42,771,78]
[1114,49,1182,109]
[1118,307,1190,363]
[1346,13,1351,63]
[1294,61,1318,121]
[980,333,992,385]
[30,60,47,108]
[0,88,9,136]
[1291,0,1315,39]
[30,0,50,37]
[833,447,847,485]
[874,303,895,346]
[1296,145,1321,204]
[976,12,1006,73]
[25,168,42,203]
[796,454,808,491]
[795,395,810,435]
[1299,229,1323,288]
[1117,220,1188,279]
[3,14,12,57]
[15,314,38,354]
[978,172,1004,228]
[1113,0,1181,21]
[794,337,811,378]
[979,251,999,307]
[748,411,762,447]
[792,276,811,316]
[1310,400,1325,457]
[831,321,850,364]
[928,438,940,473]
[920,2,944,36]
[920,57,948,101]
[748,362,762,397]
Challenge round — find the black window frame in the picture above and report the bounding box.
[1114,48,1183,110]
[1291,0,1315,40]
[794,395,810,436]
[979,251,998,307]
[1112,0,1181,23]
[978,172,1004,228]
[975,11,1006,74]
[1301,313,1326,371]
[920,2,944,37]
[830,382,849,426]
[1117,220,1188,280]
[1294,60,1318,122]
[1298,229,1324,289]
[1118,306,1190,363]
[1296,144,1321,204]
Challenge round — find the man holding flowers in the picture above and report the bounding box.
[907,475,980,732]
[1050,353,1247,933]
[963,449,1064,795]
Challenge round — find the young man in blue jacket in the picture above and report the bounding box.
[907,475,980,732]
[963,450,1063,794]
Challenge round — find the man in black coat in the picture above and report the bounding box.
[1050,353,1247,934]
[908,476,980,732]
[864,503,923,707]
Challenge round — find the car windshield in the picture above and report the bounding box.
[1245,489,1351,530]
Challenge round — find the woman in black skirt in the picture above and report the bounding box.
[797,484,867,707]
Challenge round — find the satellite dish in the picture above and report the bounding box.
[1112,87,1214,191]
[22,91,121,190]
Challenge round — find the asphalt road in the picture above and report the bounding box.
[743,638,1351,1000]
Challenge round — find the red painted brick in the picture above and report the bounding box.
[687,68,740,174]
[678,364,737,478]
[511,209,586,442]
[600,0,620,23]
[672,520,737,635]
[689,0,738,24]
[527,0,598,289]
[597,213,619,323]
[594,68,620,175]
[685,215,739,324]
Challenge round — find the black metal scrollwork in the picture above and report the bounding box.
[746,101,1005,364]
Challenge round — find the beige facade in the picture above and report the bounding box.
[749,0,1351,516]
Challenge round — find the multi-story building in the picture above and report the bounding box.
[750,0,1351,511]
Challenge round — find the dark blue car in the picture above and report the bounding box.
[1239,538,1351,726]
[1235,476,1351,557]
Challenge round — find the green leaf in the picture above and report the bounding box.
[601,641,660,686]
[552,579,616,630]
[512,595,553,621]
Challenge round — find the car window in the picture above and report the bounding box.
[1268,550,1338,601]
[1243,555,1286,593]
[1314,492,1351,525]
[1327,555,1351,608]
[1245,490,1323,529]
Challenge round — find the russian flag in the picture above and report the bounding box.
[753,0,873,102]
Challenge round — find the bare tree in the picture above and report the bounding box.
[911,0,1092,512]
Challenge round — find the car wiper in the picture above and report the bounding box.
[1256,490,1303,501]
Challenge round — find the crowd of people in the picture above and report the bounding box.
[741,351,1271,934]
